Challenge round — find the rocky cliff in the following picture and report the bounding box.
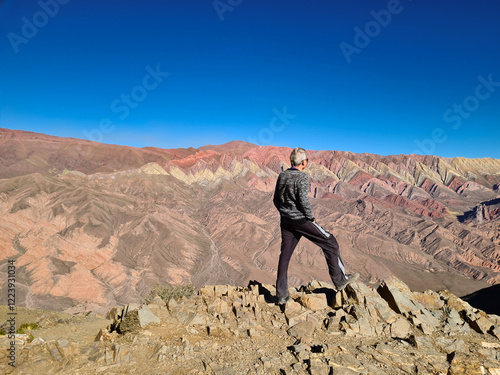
[1,278,499,374]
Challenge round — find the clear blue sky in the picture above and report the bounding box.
[1,0,499,158]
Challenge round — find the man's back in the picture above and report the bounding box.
[273,168,314,223]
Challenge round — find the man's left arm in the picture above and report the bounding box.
[297,175,315,221]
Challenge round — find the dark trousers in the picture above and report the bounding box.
[276,220,346,298]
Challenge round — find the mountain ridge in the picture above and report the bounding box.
[0,127,499,314]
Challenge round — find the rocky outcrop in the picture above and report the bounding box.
[2,278,500,374]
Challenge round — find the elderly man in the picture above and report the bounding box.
[273,147,359,304]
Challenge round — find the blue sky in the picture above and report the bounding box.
[1,0,499,158]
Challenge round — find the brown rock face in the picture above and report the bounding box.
[0,128,499,313]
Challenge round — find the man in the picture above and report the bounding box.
[273,147,359,304]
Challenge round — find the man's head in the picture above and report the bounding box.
[290,147,308,170]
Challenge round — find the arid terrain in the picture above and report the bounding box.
[1,278,499,374]
[0,127,499,315]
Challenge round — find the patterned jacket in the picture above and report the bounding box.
[273,168,315,223]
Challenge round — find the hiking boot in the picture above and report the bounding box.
[335,273,359,291]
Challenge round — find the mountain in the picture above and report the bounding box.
[0,127,499,313]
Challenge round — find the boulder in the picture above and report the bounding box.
[349,305,376,336]
[285,311,309,327]
[468,316,494,335]
[287,320,317,342]
[390,316,412,338]
[137,308,161,327]
[377,278,425,315]
[284,298,303,312]
[298,293,329,311]
[409,310,440,334]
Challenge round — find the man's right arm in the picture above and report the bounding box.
[273,174,281,209]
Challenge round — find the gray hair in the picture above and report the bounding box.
[290,147,307,166]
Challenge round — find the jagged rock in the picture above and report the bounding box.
[491,326,500,339]
[468,315,494,335]
[199,285,216,297]
[374,342,420,373]
[259,356,282,371]
[377,277,425,315]
[408,310,440,334]
[344,281,375,304]
[409,335,435,351]
[447,351,485,375]
[289,342,310,360]
[306,357,330,375]
[212,284,237,298]
[149,295,165,307]
[298,293,329,311]
[324,310,346,333]
[87,344,106,363]
[152,344,169,362]
[220,299,230,315]
[303,280,324,292]
[346,282,398,325]
[113,343,135,364]
[167,298,178,312]
[137,308,161,327]
[413,289,445,310]
[357,345,394,368]
[439,290,476,316]
[339,314,359,336]
[8,277,500,374]
[482,342,500,349]
[285,311,309,327]
[176,311,207,326]
[347,305,376,336]
[329,290,344,309]
[445,307,467,331]
[284,298,303,311]
[390,316,412,338]
[367,299,398,325]
[325,366,359,375]
[189,312,209,326]
[287,320,317,342]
